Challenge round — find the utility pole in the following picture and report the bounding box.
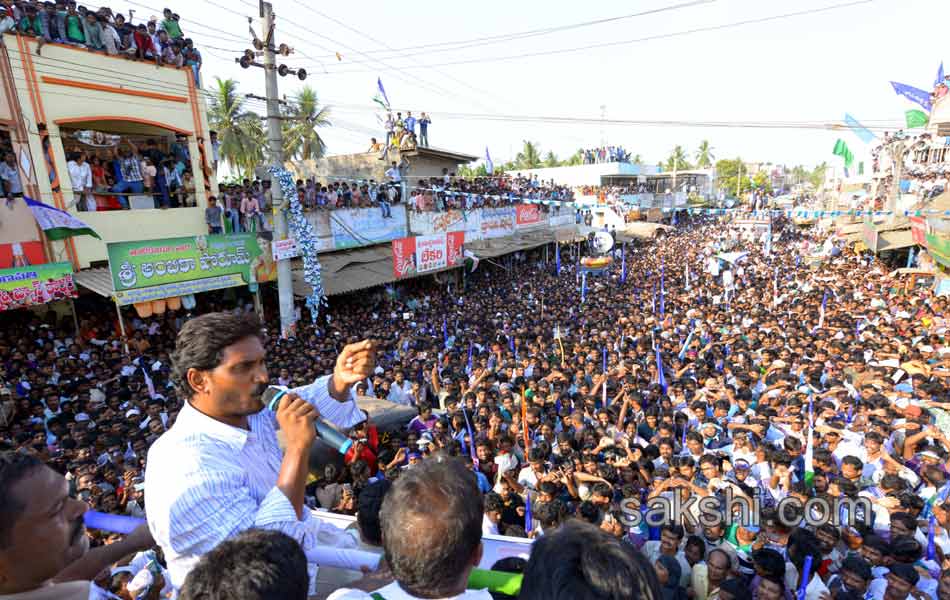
[259,3,294,337]
[887,139,905,224]
[236,2,307,337]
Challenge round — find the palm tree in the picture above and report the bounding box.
[695,140,715,169]
[282,86,332,162]
[564,148,584,166]
[207,77,265,179]
[515,141,542,169]
[543,151,560,168]
[665,146,690,172]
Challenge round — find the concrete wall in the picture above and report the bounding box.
[289,149,469,184]
[4,34,216,268]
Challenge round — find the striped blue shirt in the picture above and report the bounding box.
[144,375,365,590]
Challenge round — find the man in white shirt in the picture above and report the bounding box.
[328,459,492,600]
[145,312,378,592]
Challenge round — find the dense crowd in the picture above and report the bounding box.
[234,172,578,223]
[0,2,202,83]
[407,172,574,212]
[5,212,950,599]
[871,132,950,212]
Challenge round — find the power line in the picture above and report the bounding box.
[6,50,909,135]
[276,2,516,113]
[313,0,877,72]
[302,0,717,62]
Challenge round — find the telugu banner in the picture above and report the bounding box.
[481,207,515,239]
[107,234,275,305]
[330,205,408,249]
[392,232,464,279]
[0,262,76,312]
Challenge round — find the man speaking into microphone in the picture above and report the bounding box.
[144,312,377,591]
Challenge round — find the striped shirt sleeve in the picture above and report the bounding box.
[292,375,365,429]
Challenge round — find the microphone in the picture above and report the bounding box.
[262,386,353,455]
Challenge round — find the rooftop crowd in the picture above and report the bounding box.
[870,132,950,212]
[211,172,579,230]
[0,2,202,83]
[581,145,631,164]
[5,212,950,599]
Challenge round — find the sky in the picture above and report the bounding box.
[108,0,948,170]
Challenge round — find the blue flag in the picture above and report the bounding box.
[620,243,626,283]
[555,243,561,276]
[443,316,448,348]
[525,491,533,533]
[656,346,667,394]
[891,81,932,112]
[928,515,937,560]
[581,272,587,303]
[938,62,945,90]
[485,147,494,175]
[462,407,477,466]
[678,327,695,361]
[844,113,877,144]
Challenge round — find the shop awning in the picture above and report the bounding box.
[877,229,916,252]
[292,245,460,297]
[466,230,557,259]
[74,267,115,298]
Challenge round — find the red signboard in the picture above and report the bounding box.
[911,216,927,246]
[392,232,464,279]
[515,204,542,228]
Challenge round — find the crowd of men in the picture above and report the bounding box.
[870,132,949,213]
[581,145,631,164]
[0,3,202,83]
[5,211,950,599]
[368,111,433,159]
[407,172,574,213]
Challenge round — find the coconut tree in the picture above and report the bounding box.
[695,140,715,169]
[515,141,542,169]
[543,151,560,168]
[206,77,265,179]
[282,86,332,161]
[665,146,691,172]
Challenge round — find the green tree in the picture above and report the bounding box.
[543,151,560,168]
[751,171,773,194]
[515,141,542,169]
[629,154,643,165]
[715,158,751,198]
[207,77,265,179]
[458,163,489,179]
[564,149,585,166]
[695,140,715,169]
[282,86,332,162]
[664,146,691,172]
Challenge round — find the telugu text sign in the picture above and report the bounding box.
[0,262,76,312]
[330,205,408,249]
[107,234,275,304]
[480,207,515,239]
